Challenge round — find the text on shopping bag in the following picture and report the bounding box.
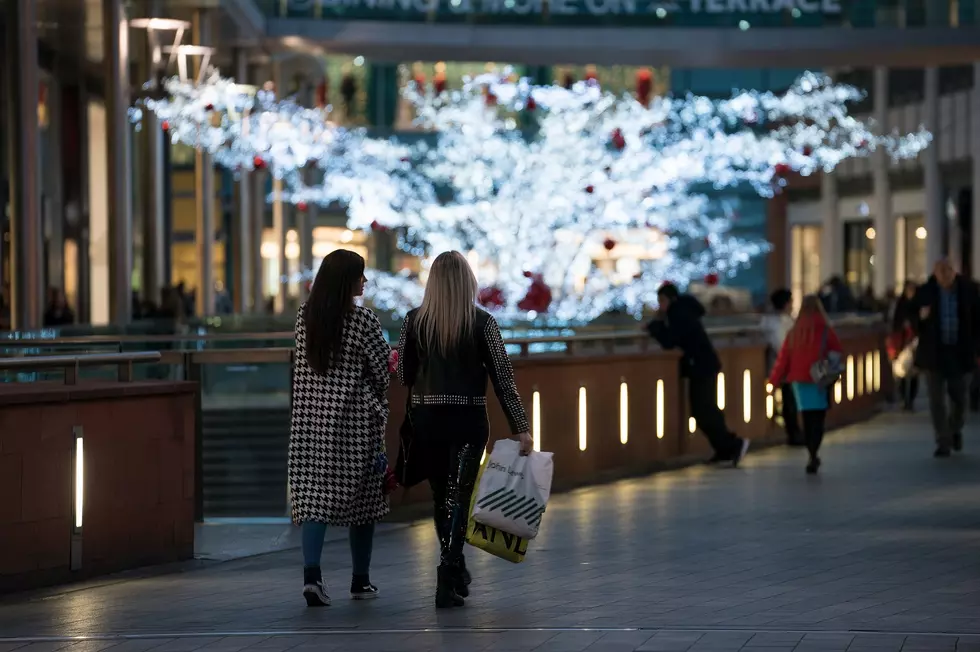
[466,520,528,563]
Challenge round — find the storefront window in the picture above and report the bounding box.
[902,214,928,282]
[319,56,369,126]
[844,220,875,295]
[790,225,822,313]
[261,226,371,299]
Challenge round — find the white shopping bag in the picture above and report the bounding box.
[893,338,918,379]
[471,439,553,540]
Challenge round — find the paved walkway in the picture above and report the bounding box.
[3,408,980,652]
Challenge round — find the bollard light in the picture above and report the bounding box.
[865,352,873,393]
[742,370,752,424]
[765,382,774,420]
[689,417,697,434]
[873,350,881,392]
[619,382,629,445]
[656,379,665,439]
[835,377,843,404]
[532,390,542,452]
[578,387,588,451]
[846,356,855,400]
[716,372,726,410]
[74,431,84,531]
[857,356,865,396]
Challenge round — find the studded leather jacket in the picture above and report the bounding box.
[397,307,530,435]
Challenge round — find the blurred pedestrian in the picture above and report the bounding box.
[762,289,802,446]
[648,282,749,467]
[768,295,841,474]
[914,259,980,457]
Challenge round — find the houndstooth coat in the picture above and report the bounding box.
[289,305,391,527]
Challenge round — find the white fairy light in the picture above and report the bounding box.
[132,69,931,324]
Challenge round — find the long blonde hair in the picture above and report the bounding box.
[787,294,832,349]
[416,251,479,356]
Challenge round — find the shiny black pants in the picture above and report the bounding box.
[410,406,490,569]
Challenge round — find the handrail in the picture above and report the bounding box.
[0,314,884,348]
[0,351,163,385]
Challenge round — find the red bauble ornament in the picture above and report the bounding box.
[610,128,626,151]
[704,273,720,286]
[603,238,617,252]
[523,270,534,279]
[161,120,170,131]
[635,69,653,107]
[478,286,506,310]
[517,276,553,314]
[253,156,266,170]
[585,184,595,194]
[802,145,813,156]
[204,103,215,111]
[297,201,308,212]
[525,96,537,112]
[773,163,791,177]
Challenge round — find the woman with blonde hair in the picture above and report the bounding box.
[397,251,532,609]
[768,294,843,474]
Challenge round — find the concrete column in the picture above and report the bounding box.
[923,67,944,271]
[872,67,896,298]
[5,0,43,330]
[972,63,980,281]
[193,10,215,317]
[819,171,841,282]
[250,168,266,313]
[138,14,167,310]
[297,75,314,300]
[103,0,133,325]
[44,77,65,293]
[233,49,252,313]
[271,60,287,314]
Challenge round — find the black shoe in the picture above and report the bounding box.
[350,581,379,600]
[303,566,331,607]
[435,566,465,609]
[934,447,952,458]
[953,432,963,452]
[806,457,821,475]
[732,438,750,468]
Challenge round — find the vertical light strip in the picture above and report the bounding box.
[835,378,843,404]
[688,417,697,434]
[846,355,855,400]
[766,382,774,419]
[857,356,865,396]
[532,390,542,452]
[656,379,665,439]
[865,352,874,392]
[873,350,881,392]
[619,382,629,445]
[578,387,587,451]
[74,435,85,530]
[716,372,726,410]
[742,370,752,423]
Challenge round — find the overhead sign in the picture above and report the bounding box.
[290,0,842,16]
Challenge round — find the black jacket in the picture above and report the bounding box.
[647,294,722,378]
[913,275,980,374]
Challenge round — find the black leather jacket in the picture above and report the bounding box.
[397,307,529,435]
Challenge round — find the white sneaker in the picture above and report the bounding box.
[303,581,331,607]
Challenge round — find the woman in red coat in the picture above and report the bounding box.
[768,295,843,474]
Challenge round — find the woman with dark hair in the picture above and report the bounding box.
[768,295,843,474]
[397,251,532,609]
[289,249,392,607]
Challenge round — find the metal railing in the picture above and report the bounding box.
[0,352,163,384]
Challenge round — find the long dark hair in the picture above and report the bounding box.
[303,249,365,374]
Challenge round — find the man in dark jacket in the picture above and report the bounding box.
[914,259,980,457]
[648,283,749,466]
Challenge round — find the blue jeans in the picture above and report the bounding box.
[301,521,375,576]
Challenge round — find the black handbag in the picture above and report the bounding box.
[395,396,429,488]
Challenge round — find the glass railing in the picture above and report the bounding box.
[258,0,975,28]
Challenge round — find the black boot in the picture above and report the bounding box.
[436,565,465,608]
[454,558,472,598]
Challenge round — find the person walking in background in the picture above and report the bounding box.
[762,288,802,446]
[914,259,980,458]
[889,280,920,411]
[768,296,842,474]
[396,251,532,609]
[289,250,392,607]
[648,282,750,467]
